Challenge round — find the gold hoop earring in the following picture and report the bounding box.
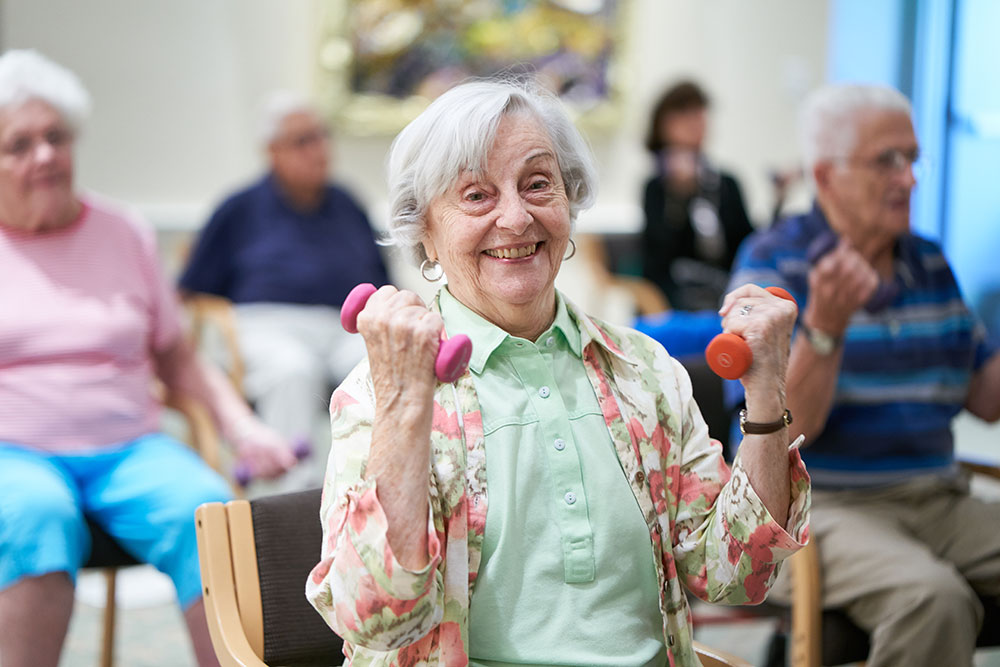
[420,258,444,282]
[563,239,577,261]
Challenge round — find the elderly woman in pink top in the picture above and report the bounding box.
[0,50,297,667]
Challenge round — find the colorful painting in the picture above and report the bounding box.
[317,0,626,134]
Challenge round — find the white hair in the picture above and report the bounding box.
[258,90,321,146]
[798,83,912,173]
[0,49,91,132]
[385,77,598,262]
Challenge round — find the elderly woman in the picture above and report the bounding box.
[0,50,296,667]
[307,79,810,666]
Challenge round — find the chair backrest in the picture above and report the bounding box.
[197,488,343,667]
[680,357,732,455]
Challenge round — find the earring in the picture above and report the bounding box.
[563,239,577,261]
[420,258,444,282]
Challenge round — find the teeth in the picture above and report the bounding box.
[486,243,537,259]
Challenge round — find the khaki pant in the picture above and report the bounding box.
[770,475,1000,667]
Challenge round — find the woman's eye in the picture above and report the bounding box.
[528,179,549,190]
[465,191,486,202]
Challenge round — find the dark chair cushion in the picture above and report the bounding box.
[84,517,141,569]
[679,357,732,454]
[251,488,344,667]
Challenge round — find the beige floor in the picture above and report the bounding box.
[58,412,1000,667]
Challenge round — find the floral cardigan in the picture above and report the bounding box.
[306,294,810,666]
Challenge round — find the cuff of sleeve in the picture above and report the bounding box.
[724,447,811,563]
[343,477,442,600]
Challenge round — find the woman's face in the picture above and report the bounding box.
[659,107,708,152]
[0,98,77,232]
[422,113,571,338]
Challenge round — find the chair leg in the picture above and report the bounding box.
[101,568,117,667]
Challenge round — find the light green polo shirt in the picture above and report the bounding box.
[439,288,665,667]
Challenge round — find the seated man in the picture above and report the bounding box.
[728,83,1000,666]
[179,91,388,489]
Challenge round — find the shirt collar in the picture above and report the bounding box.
[437,287,583,375]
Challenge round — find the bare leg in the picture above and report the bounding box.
[0,572,75,667]
[184,597,221,667]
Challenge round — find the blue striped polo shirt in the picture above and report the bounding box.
[725,204,997,488]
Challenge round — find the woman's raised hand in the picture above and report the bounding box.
[354,286,445,405]
[717,284,798,394]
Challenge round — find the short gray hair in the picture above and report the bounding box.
[258,90,320,146]
[385,77,598,262]
[798,83,912,173]
[0,49,91,132]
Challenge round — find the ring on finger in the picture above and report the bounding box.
[740,304,753,316]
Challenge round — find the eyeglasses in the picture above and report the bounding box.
[836,148,930,179]
[1,127,74,161]
[276,127,330,151]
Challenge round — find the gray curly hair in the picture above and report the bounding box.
[384,77,598,262]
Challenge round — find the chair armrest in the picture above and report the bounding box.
[187,295,246,395]
[693,640,753,667]
[165,393,222,474]
[959,456,1000,481]
[788,540,822,667]
[196,502,268,667]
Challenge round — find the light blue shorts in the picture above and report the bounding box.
[0,433,232,608]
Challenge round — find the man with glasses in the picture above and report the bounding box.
[180,91,388,492]
[727,83,1000,666]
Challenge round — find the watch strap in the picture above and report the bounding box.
[739,408,793,435]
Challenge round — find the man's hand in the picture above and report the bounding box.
[804,238,879,334]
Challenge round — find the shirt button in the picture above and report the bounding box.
[564,492,577,505]
[538,386,550,398]
[545,336,555,347]
[553,438,566,451]
[634,470,646,484]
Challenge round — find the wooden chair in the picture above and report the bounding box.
[195,489,752,667]
[83,393,222,667]
[787,461,1000,667]
[187,294,246,395]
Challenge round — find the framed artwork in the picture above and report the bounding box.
[316,0,629,135]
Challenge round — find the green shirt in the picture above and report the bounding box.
[440,288,665,667]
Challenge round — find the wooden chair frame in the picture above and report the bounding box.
[787,460,1000,667]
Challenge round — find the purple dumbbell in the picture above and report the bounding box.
[806,232,898,313]
[234,437,310,487]
[341,283,472,383]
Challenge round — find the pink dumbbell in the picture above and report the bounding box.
[341,283,472,383]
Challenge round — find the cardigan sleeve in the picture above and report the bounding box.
[668,356,810,605]
[306,362,445,651]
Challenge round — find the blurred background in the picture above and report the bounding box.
[2,1,999,665]
[3,0,997,337]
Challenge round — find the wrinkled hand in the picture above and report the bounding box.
[356,286,444,408]
[229,417,297,480]
[719,284,799,401]
[806,238,879,334]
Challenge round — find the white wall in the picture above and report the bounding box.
[1,0,827,233]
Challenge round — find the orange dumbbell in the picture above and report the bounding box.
[705,286,797,380]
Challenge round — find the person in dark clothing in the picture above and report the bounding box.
[641,81,754,311]
[179,91,389,490]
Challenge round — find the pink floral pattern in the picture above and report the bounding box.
[306,293,810,665]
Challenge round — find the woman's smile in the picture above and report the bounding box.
[483,242,540,260]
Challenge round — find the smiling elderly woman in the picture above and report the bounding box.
[306,79,810,667]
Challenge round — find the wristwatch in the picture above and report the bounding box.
[798,322,841,356]
[739,408,793,435]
